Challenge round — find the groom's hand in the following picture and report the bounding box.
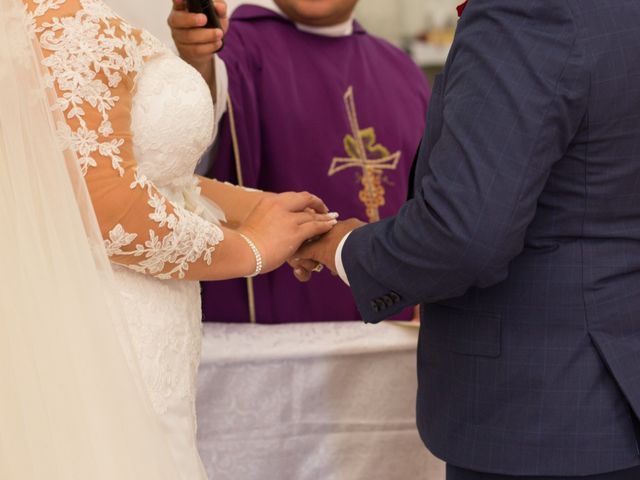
[289,218,365,282]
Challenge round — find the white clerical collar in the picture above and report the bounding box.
[295,19,354,37]
[246,0,354,37]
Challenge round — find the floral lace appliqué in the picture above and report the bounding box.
[105,174,223,280]
[29,0,223,279]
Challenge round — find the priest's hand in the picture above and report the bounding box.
[289,218,365,282]
[168,0,228,85]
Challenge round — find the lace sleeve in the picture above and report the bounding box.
[26,0,224,280]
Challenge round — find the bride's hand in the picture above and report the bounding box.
[237,192,338,274]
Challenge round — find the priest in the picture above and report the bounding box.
[169,0,430,323]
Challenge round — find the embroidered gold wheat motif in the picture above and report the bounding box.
[328,86,401,223]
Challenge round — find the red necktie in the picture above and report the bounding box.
[457,1,469,17]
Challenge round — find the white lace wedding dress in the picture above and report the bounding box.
[26,0,224,478]
[114,51,215,480]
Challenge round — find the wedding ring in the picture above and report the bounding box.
[313,264,324,273]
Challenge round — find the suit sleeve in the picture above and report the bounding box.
[342,0,589,322]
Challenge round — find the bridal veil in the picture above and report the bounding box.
[0,1,182,477]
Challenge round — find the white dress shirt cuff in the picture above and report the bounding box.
[335,233,352,286]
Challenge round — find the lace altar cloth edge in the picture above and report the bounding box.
[200,321,419,363]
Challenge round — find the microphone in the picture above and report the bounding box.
[186,0,222,29]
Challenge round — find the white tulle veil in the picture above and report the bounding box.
[0,1,182,478]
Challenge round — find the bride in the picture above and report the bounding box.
[0,0,332,478]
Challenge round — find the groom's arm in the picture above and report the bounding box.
[341,0,589,323]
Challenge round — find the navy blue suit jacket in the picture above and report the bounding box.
[343,0,640,476]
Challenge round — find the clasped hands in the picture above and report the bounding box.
[288,217,365,283]
[235,191,363,279]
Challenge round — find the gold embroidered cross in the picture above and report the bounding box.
[328,86,401,223]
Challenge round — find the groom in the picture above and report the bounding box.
[294,1,640,479]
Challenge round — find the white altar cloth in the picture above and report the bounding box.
[196,322,445,480]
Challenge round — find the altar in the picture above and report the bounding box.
[196,322,445,480]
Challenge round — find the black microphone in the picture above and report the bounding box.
[186,0,222,29]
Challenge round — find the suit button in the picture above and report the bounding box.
[389,292,401,303]
[382,295,394,307]
[375,299,387,311]
[370,300,380,313]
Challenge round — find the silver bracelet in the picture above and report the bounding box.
[239,233,263,278]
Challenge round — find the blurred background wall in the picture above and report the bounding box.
[355,0,459,47]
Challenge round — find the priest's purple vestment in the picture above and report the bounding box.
[202,5,430,323]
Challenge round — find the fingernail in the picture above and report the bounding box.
[197,14,207,25]
[294,268,303,276]
[329,219,338,225]
[328,212,339,219]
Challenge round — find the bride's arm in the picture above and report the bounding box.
[196,177,274,228]
[28,0,333,281]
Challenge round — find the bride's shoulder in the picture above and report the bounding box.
[24,0,164,56]
[25,0,109,23]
